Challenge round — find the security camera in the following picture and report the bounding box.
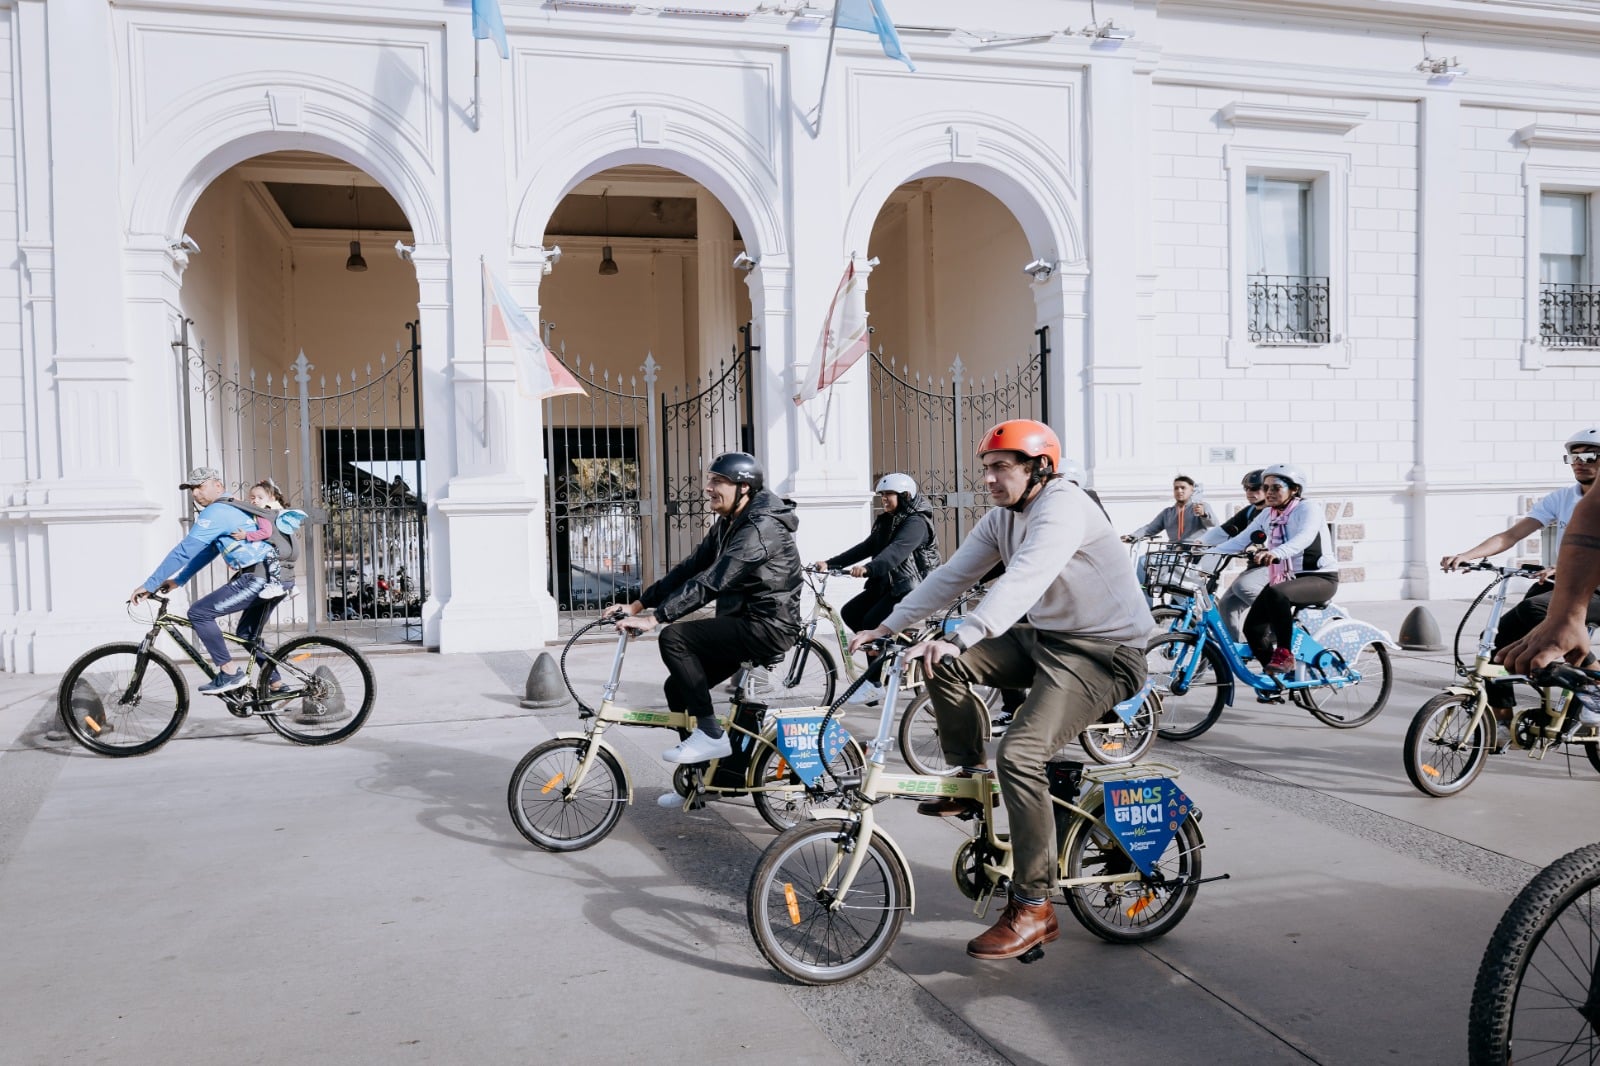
[394,240,415,262]
[1023,258,1055,282]
[731,251,757,272]
[168,234,200,256]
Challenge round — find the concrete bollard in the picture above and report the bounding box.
[521,651,572,709]
[1398,605,1445,651]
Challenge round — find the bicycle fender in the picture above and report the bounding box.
[799,813,917,915]
[1310,618,1399,658]
[553,731,635,804]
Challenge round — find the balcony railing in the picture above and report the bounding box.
[1247,274,1331,345]
[1540,283,1600,348]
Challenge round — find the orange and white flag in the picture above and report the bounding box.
[483,262,586,400]
[794,260,870,405]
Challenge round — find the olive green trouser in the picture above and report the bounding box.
[924,626,1146,898]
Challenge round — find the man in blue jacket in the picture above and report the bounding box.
[128,467,276,695]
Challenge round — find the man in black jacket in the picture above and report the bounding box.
[811,472,938,633]
[611,452,802,767]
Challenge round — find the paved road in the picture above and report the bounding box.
[1,600,1594,1065]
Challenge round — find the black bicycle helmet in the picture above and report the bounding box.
[708,451,764,493]
[1241,469,1265,490]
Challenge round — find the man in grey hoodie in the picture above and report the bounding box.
[849,420,1154,963]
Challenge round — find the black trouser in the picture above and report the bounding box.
[1242,574,1340,665]
[841,587,904,633]
[658,615,795,737]
[1487,583,1600,709]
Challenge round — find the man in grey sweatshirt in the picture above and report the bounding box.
[849,420,1154,963]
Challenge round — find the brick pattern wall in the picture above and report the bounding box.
[0,10,21,488]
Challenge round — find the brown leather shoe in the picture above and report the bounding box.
[966,897,1060,960]
[916,795,982,818]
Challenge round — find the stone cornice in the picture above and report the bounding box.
[1219,102,1369,135]
[1517,123,1600,150]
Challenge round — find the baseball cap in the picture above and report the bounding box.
[179,466,222,489]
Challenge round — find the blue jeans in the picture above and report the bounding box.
[188,572,271,668]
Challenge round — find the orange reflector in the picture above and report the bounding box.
[1103,742,1124,752]
[1125,894,1154,919]
[774,758,789,779]
[784,883,802,925]
[291,653,313,662]
[85,716,104,735]
[540,772,565,795]
[1421,764,1440,779]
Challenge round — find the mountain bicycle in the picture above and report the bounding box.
[57,593,374,756]
[1404,561,1600,797]
[1143,546,1395,740]
[745,641,1218,985]
[1467,664,1600,1064]
[506,619,865,851]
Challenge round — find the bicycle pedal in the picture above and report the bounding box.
[1256,691,1287,705]
[1017,945,1046,965]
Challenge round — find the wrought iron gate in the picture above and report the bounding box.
[173,319,427,646]
[544,348,658,632]
[869,327,1049,550]
[659,324,755,567]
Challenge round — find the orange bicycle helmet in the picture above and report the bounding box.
[977,419,1061,472]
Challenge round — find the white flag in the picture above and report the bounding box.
[483,263,586,400]
[794,261,870,405]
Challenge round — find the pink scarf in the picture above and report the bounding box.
[1267,498,1299,585]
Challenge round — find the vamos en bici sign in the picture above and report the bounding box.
[1104,778,1193,876]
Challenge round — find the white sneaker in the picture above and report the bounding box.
[846,681,881,706]
[657,791,687,809]
[661,729,733,764]
[258,583,286,601]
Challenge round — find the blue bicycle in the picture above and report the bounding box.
[1144,547,1396,740]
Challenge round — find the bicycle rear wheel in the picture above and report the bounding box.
[761,637,837,710]
[1404,693,1491,797]
[1060,793,1203,944]
[507,738,628,851]
[257,636,375,745]
[1080,691,1158,765]
[57,643,189,756]
[1295,634,1392,728]
[1147,634,1229,741]
[1469,842,1600,1065]
[749,735,865,833]
[747,820,910,985]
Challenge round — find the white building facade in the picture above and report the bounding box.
[3,0,1599,672]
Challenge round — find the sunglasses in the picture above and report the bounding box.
[1565,451,1600,465]
[1263,482,1290,492]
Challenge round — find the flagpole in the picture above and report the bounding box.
[480,256,490,445]
[810,1,844,136]
[473,37,482,132]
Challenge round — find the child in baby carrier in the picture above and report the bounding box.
[232,480,291,599]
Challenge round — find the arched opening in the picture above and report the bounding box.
[533,164,754,624]
[864,177,1048,546]
[175,150,425,644]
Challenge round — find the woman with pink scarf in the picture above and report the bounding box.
[1208,463,1338,674]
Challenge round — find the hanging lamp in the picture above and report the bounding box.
[346,182,368,272]
[598,189,619,276]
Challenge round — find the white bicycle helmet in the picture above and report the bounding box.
[874,472,917,498]
[1262,462,1307,494]
[1058,458,1086,485]
[1566,427,1600,451]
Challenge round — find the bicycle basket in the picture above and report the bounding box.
[1143,547,1223,596]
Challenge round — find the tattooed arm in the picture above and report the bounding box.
[1500,488,1600,673]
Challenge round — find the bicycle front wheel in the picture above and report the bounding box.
[1080,691,1158,765]
[57,643,189,756]
[1469,842,1600,1065]
[749,734,865,833]
[507,738,628,851]
[895,687,1002,776]
[747,820,910,985]
[1147,634,1229,741]
[764,637,837,710]
[1295,631,1392,729]
[257,636,375,745]
[1404,693,1491,797]
[1060,793,1203,944]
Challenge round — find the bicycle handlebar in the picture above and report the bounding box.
[1448,560,1545,576]
[1530,662,1600,691]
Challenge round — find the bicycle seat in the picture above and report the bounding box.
[745,655,787,671]
[1291,601,1333,615]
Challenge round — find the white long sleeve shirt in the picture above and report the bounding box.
[1211,499,1337,577]
[879,479,1155,648]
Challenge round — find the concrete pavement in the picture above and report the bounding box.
[0,598,1594,1064]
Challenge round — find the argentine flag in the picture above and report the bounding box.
[835,0,915,71]
[472,0,509,60]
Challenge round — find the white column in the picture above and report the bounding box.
[1409,93,1469,599]
[429,15,551,653]
[696,191,740,378]
[1079,55,1153,494]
